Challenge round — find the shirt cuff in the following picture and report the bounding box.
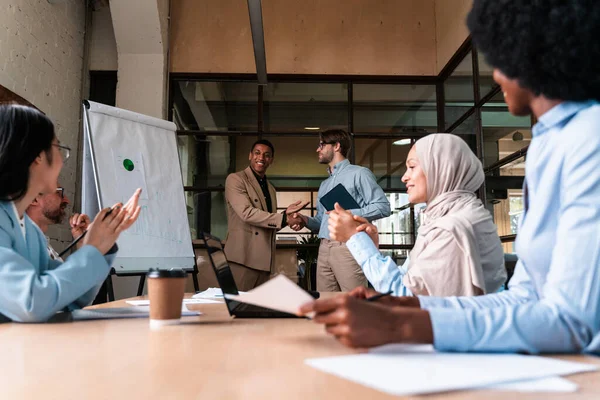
[349,208,363,217]
[281,212,287,228]
[306,217,320,232]
[418,295,440,310]
[346,232,379,266]
[427,307,472,352]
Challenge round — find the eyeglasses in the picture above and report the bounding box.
[56,187,64,199]
[318,141,335,150]
[53,144,71,161]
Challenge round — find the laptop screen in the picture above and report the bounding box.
[202,232,240,298]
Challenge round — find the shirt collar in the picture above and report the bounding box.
[327,159,350,176]
[10,201,24,223]
[533,101,597,137]
[250,167,267,183]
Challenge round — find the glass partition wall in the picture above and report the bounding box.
[171,76,438,261]
[170,39,530,258]
[440,42,532,252]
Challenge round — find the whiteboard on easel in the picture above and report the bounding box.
[81,100,194,273]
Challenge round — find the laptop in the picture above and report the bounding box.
[202,232,312,318]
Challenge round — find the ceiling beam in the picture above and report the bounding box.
[247,0,268,85]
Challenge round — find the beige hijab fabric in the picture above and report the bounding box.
[402,134,506,296]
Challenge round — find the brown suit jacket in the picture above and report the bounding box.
[224,167,284,272]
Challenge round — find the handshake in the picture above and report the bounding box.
[284,201,379,246]
[284,200,309,231]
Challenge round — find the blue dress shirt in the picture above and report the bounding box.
[0,201,116,322]
[306,160,391,239]
[419,101,600,354]
[347,232,413,296]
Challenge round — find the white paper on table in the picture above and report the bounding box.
[224,275,314,316]
[305,344,597,396]
[486,376,577,392]
[192,287,248,299]
[368,344,578,392]
[126,298,221,306]
[364,344,578,392]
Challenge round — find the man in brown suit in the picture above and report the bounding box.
[224,140,307,291]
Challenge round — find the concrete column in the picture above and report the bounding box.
[110,0,169,118]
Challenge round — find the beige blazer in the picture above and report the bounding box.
[224,167,284,272]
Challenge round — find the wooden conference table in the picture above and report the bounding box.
[1,294,600,399]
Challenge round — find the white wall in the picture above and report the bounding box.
[0,0,86,248]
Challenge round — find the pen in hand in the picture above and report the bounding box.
[57,207,115,258]
[365,290,393,302]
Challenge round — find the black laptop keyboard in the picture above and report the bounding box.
[233,303,299,318]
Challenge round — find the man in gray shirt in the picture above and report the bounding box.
[293,129,390,291]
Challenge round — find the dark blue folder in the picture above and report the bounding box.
[319,183,360,211]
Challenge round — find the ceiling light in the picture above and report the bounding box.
[393,139,411,146]
[304,127,320,130]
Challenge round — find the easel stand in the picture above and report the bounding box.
[82,101,197,300]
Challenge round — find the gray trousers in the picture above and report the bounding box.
[316,239,368,292]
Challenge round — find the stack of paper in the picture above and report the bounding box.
[306,344,597,396]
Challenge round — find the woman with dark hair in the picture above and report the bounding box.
[0,104,141,322]
[300,0,600,353]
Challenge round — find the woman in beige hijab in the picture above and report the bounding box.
[328,133,506,296]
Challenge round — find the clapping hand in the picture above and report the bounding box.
[83,188,142,254]
[69,213,91,249]
[353,215,379,247]
[328,203,361,242]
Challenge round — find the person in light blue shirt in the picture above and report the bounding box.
[300,0,600,353]
[292,129,390,292]
[0,104,141,323]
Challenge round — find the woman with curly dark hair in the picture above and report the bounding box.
[300,0,600,353]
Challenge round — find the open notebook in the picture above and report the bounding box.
[50,306,200,321]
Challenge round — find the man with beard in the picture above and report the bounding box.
[291,129,390,292]
[26,186,90,261]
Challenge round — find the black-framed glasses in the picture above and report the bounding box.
[53,144,71,161]
[56,187,64,199]
[318,141,335,150]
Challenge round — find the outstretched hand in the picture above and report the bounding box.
[286,200,310,215]
[83,188,142,254]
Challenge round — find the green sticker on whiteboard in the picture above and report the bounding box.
[123,159,135,171]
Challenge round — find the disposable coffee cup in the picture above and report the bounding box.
[147,269,187,328]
